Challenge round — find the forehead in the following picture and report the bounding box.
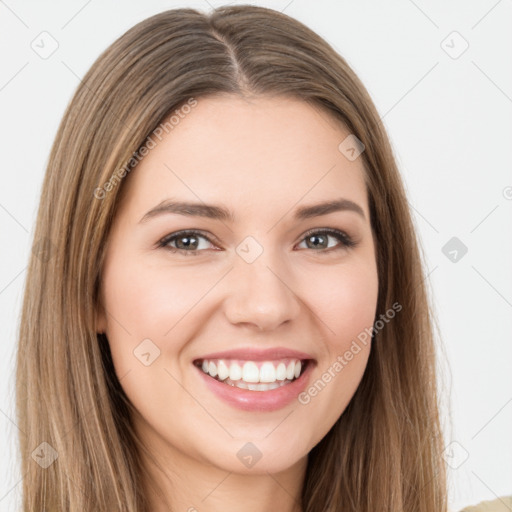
[118,95,369,223]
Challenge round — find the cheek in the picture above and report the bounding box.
[99,254,205,428]
[102,253,210,344]
[305,259,379,346]
[100,252,228,414]
[294,259,378,438]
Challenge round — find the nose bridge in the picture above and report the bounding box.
[223,238,301,330]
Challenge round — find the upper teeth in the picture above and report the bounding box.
[199,359,303,383]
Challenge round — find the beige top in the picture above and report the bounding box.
[458,496,512,512]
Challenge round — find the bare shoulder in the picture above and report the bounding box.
[458,496,512,512]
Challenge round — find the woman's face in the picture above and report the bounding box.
[97,94,379,476]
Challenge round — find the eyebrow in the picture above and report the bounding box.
[139,197,366,224]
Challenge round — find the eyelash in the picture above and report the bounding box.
[157,228,358,256]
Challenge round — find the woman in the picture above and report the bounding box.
[15,5,507,511]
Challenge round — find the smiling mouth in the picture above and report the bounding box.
[193,358,311,392]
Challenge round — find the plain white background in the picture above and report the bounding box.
[1,1,511,510]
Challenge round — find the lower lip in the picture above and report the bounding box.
[195,361,314,412]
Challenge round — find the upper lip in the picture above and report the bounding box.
[194,347,314,362]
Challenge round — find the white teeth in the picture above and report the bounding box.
[217,360,230,381]
[229,362,242,381]
[248,382,278,391]
[259,362,276,383]
[197,357,306,386]
[286,361,295,380]
[208,361,217,378]
[294,360,301,379]
[242,361,260,383]
[276,362,287,381]
[223,377,289,391]
[234,379,248,389]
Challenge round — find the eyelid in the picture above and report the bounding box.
[157,229,219,251]
[158,227,358,254]
[299,227,357,248]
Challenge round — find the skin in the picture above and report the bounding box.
[96,94,379,512]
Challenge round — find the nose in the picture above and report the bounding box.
[223,253,302,332]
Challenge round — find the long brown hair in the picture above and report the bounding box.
[16,5,450,511]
